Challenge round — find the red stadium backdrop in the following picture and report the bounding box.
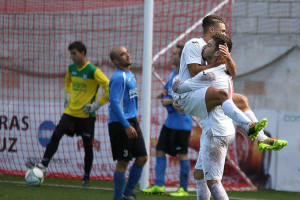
[0,0,265,191]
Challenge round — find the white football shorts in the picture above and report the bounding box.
[195,129,235,180]
[176,87,208,120]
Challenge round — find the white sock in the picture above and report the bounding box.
[244,110,268,141]
[222,99,251,132]
[210,182,229,200]
[196,179,211,200]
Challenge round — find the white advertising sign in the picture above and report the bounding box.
[276,111,300,192]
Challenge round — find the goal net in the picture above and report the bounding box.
[0,0,256,191]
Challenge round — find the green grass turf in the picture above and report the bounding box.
[1,175,300,200]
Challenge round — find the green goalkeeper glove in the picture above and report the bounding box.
[83,102,101,114]
[64,93,71,108]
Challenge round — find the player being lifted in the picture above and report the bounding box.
[108,46,148,200]
[142,44,193,197]
[173,15,287,151]
[175,32,265,200]
[188,33,236,200]
[26,41,110,187]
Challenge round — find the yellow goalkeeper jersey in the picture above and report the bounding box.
[64,61,109,118]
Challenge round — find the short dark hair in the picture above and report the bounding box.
[176,44,184,57]
[202,15,225,33]
[68,41,87,56]
[211,32,232,52]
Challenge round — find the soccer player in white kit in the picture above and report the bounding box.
[173,15,287,152]
[172,16,286,199]
[173,33,246,200]
[173,34,267,141]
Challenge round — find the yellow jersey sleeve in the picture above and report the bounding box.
[65,69,72,93]
[94,68,109,106]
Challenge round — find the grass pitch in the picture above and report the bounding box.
[1,174,300,200]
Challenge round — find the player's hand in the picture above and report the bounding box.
[219,43,231,61]
[172,75,181,93]
[64,93,71,108]
[125,126,138,139]
[161,99,173,106]
[156,89,168,99]
[83,102,101,114]
[173,101,185,115]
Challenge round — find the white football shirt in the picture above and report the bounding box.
[176,64,233,97]
[175,37,235,137]
[177,65,235,136]
[179,38,207,81]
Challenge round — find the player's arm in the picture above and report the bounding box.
[159,79,173,106]
[156,89,167,99]
[172,76,193,94]
[109,77,137,138]
[187,62,225,77]
[173,71,215,94]
[219,43,236,76]
[83,68,109,114]
[161,98,174,106]
[64,68,72,108]
[94,68,109,106]
[184,40,225,77]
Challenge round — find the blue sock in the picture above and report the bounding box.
[114,171,125,200]
[124,164,143,196]
[180,159,190,191]
[154,157,167,186]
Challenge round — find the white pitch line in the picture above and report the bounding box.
[0,180,113,190]
[0,180,267,200]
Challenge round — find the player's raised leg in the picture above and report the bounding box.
[205,87,267,140]
[26,114,75,175]
[233,93,287,151]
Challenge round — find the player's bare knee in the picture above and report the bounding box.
[217,89,229,102]
[156,150,165,157]
[116,160,129,172]
[234,94,251,111]
[194,169,204,180]
[135,155,148,167]
[179,154,188,160]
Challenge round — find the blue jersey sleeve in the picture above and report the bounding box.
[110,101,130,128]
[109,76,124,102]
[109,76,130,128]
[163,80,169,90]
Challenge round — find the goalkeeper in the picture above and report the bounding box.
[26,41,109,187]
